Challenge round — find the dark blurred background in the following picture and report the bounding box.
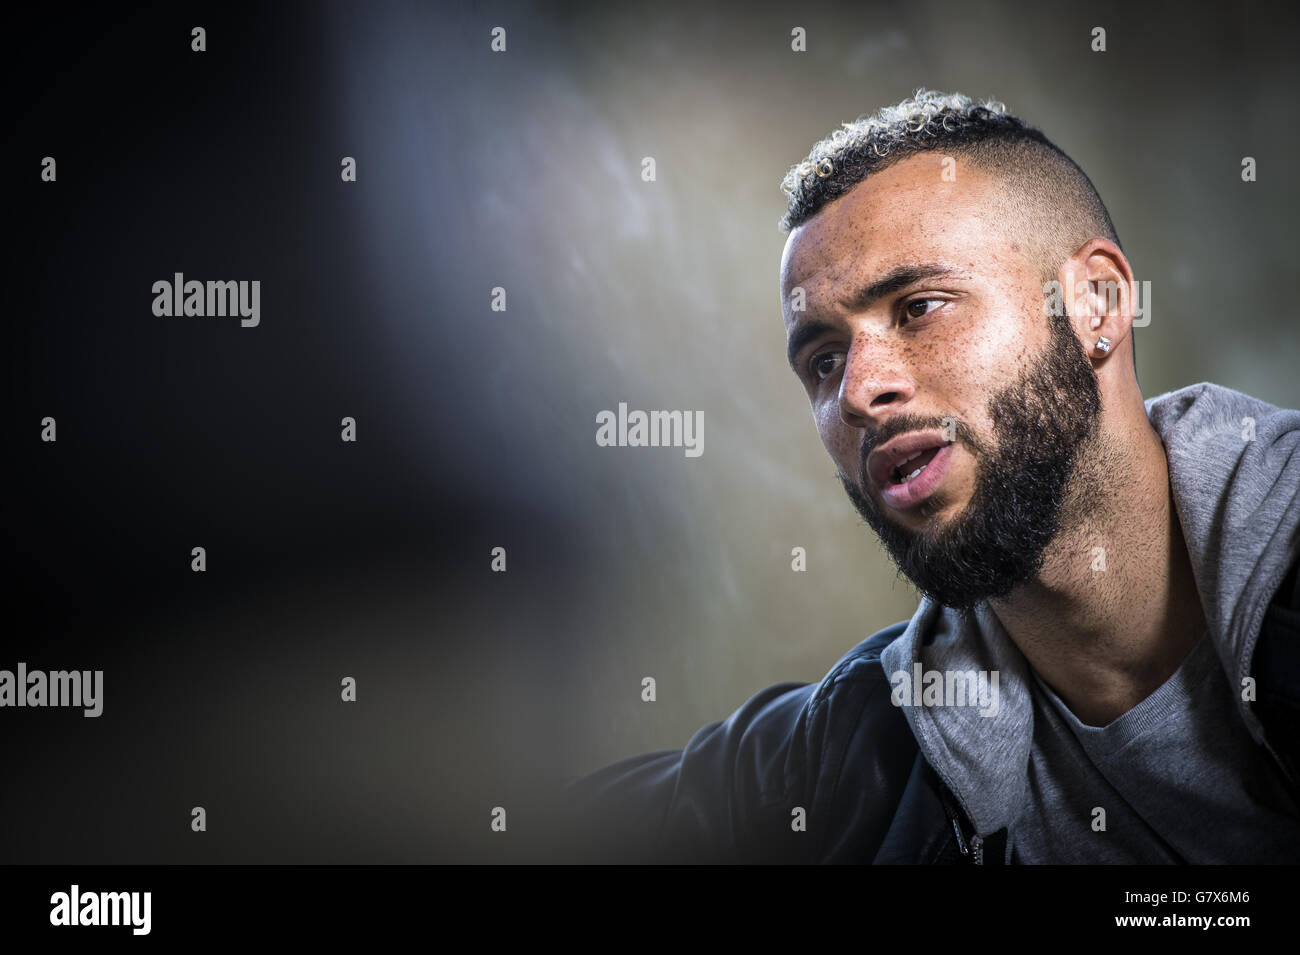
[5,0,1298,862]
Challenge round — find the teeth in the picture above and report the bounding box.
[884,440,950,486]
[891,450,925,483]
[891,461,930,484]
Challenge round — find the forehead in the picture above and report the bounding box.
[780,153,1011,315]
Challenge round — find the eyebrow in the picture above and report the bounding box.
[785,263,958,373]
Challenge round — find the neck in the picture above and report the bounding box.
[988,403,1207,726]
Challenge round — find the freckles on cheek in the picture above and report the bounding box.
[917,320,1003,401]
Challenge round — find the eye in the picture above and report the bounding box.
[902,297,945,324]
[809,350,846,382]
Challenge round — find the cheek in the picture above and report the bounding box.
[813,399,858,469]
[924,297,1036,404]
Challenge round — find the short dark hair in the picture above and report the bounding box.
[780,89,1132,367]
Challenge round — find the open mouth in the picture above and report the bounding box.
[889,445,945,485]
[866,432,957,512]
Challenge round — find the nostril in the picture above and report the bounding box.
[872,392,901,407]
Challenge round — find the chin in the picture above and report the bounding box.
[887,492,959,530]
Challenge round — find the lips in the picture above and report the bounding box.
[865,430,955,510]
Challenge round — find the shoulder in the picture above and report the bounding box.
[795,621,918,861]
[1148,381,1300,557]
[1147,382,1300,463]
[693,620,914,812]
[561,619,918,862]
[813,620,909,701]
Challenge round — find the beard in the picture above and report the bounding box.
[839,309,1103,612]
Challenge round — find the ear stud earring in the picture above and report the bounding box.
[1095,336,1112,355]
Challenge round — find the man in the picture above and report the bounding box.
[561,90,1300,863]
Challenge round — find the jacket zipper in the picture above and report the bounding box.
[939,785,984,864]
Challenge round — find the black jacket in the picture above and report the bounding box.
[563,557,1300,864]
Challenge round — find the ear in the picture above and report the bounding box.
[1058,237,1136,364]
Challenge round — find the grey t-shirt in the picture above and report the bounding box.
[1008,631,1300,863]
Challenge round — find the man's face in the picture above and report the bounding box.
[780,153,1101,610]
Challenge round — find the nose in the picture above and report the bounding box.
[837,334,915,428]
